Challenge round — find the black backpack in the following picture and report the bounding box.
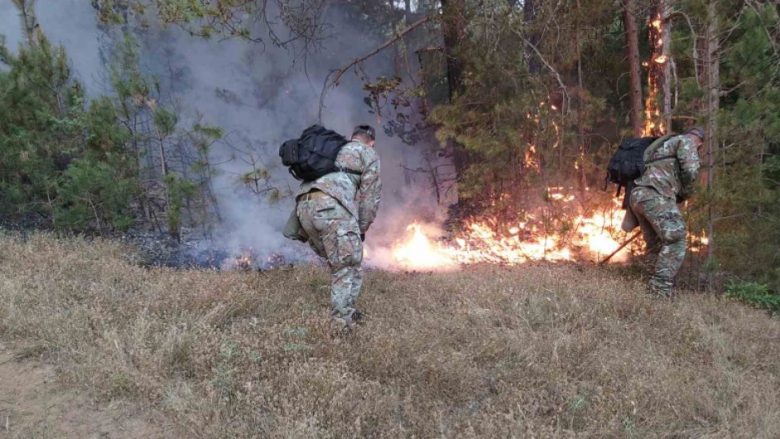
[279,125,358,181]
[606,134,673,191]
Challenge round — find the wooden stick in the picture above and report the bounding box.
[599,230,642,265]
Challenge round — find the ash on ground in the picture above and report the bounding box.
[121,229,312,271]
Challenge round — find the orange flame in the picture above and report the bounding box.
[383,190,632,271]
[643,12,667,136]
[392,224,457,270]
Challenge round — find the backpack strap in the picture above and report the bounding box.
[338,167,362,176]
[644,154,676,165]
[643,134,674,163]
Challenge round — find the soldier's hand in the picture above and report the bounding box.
[360,233,365,242]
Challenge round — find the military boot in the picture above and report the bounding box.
[648,282,673,299]
[331,308,363,333]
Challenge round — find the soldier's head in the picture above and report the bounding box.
[352,124,376,147]
[685,127,705,148]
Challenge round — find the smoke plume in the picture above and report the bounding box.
[0,0,451,268]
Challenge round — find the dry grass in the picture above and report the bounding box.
[0,232,779,438]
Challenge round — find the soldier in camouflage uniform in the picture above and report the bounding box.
[629,127,703,297]
[286,125,381,328]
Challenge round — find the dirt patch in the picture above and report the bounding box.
[0,344,172,438]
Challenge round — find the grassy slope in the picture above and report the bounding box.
[0,233,778,438]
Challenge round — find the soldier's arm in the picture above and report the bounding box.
[677,136,701,199]
[357,148,382,233]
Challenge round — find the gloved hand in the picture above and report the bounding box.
[360,233,365,242]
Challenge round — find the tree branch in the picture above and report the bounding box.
[318,15,431,122]
[514,31,570,113]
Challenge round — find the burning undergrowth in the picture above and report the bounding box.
[128,186,707,274]
[126,187,642,272]
[365,187,638,272]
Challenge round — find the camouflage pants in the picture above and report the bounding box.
[629,186,687,295]
[296,193,364,318]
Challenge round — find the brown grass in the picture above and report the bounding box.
[0,232,778,438]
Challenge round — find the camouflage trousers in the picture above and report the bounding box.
[629,186,687,296]
[296,192,364,318]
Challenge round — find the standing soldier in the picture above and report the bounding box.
[286,125,381,329]
[630,127,703,297]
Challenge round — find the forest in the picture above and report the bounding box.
[1,0,780,297]
[2,2,780,437]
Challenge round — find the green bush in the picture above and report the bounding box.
[726,280,780,312]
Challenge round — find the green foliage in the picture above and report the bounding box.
[153,108,178,137]
[0,32,221,235]
[726,280,780,312]
[55,158,136,231]
[679,3,780,291]
[429,0,616,215]
[165,174,198,240]
[0,37,137,230]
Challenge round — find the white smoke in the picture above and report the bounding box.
[0,0,105,94]
[0,0,453,267]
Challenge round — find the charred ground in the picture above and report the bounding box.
[0,233,778,438]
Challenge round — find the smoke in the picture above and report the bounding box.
[0,1,452,268]
[0,0,105,94]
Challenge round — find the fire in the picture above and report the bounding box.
[382,190,632,271]
[643,12,668,136]
[392,223,457,270]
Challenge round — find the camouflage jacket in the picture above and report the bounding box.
[296,140,382,233]
[634,134,700,201]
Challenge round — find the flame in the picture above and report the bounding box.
[392,224,457,270]
[643,12,668,136]
[525,145,541,170]
[383,190,633,271]
[688,231,710,253]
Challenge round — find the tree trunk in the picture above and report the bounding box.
[576,0,587,194]
[703,0,720,289]
[523,0,541,74]
[440,0,466,99]
[661,2,673,131]
[440,0,468,207]
[623,0,644,136]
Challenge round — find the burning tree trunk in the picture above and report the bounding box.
[623,0,644,136]
[644,2,672,136]
[660,2,673,131]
